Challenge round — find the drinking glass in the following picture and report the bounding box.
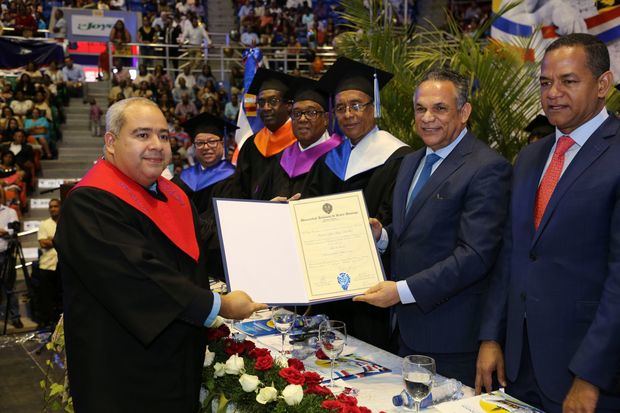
[318,320,347,393]
[402,355,435,412]
[271,307,295,355]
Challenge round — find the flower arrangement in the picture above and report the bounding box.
[201,323,373,413]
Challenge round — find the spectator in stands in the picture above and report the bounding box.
[138,15,156,62]
[199,79,218,102]
[134,80,155,100]
[2,129,34,189]
[110,0,126,10]
[24,62,43,81]
[62,57,86,98]
[13,2,36,36]
[0,150,27,211]
[36,199,62,329]
[225,93,240,122]
[196,64,216,89]
[153,64,173,90]
[15,74,36,99]
[24,108,52,159]
[109,19,132,57]
[180,15,211,48]
[33,91,53,121]
[0,84,13,108]
[0,117,21,143]
[174,92,197,122]
[176,0,190,16]
[0,202,22,328]
[158,92,174,117]
[108,78,134,106]
[133,63,154,87]
[45,61,65,86]
[230,65,244,93]
[51,8,66,37]
[161,15,183,69]
[240,25,259,47]
[200,96,219,117]
[10,91,33,121]
[238,0,252,22]
[175,65,197,90]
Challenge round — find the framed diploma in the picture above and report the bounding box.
[214,191,385,305]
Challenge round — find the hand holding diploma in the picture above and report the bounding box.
[220,291,268,320]
[353,281,399,308]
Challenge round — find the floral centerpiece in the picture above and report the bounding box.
[201,322,373,413]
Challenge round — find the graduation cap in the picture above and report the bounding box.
[291,77,329,110]
[181,112,239,142]
[246,68,295,96]
[318,57,393,117]
[525,114,554,136]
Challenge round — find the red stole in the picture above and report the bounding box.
[74,160,200,262]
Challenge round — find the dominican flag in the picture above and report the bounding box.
[232,47,265,164]
[491,2,620,61]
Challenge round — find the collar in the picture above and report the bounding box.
[425,127,467,159]
[298,131,330,152]
[254,119,296,157]
[346,126,379,147]
[555,107,609,147]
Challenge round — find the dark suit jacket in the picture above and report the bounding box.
[389,131,511,354]
[480,115,620,407]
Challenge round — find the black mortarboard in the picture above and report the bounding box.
[318,57,393,97]
[524,114,554,135]
[246,68,295,95]
[181,112,239,141]
[291,77,328,110]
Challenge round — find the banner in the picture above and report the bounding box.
[491,0,620,81]
[60,8,140,42]
[0,38,64,69]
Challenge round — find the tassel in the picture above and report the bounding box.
[373,71,381,118]
[329,95,335,133]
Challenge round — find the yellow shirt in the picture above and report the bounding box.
[37,218,57,271]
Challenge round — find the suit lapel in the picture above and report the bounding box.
[531,116,619,247]
[402,133,473,230]
[393,149,424,238]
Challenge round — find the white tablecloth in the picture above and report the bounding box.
[235,317,474,412]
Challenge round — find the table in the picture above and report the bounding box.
[233,313,474,412]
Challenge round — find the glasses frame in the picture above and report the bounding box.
[333,101,373,115]
[194,139,223,149]
[291,108,326,121]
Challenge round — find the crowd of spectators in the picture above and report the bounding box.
[0,57,75,216]
[450,1,491,35]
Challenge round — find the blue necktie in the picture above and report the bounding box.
[406,153,441,211]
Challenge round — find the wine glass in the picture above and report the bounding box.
[318,320,347,393]
[402,355,435,412]
[271,307,296,355]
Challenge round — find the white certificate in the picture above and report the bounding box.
[214,191,385,305]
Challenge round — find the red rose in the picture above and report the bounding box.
[337,393,358,406]
[358,407,371,413]
[223,338,246,355]
[278,367,306,385]
[316,348,329,360]
[287,358,305,371]
[254,354,274,371]
[304,384,333,397]
[340,406,361,413]
[302,371,322,385]
[321,400,343,410]
[248,347,270,359]
[243,340,256,353]
[206,324,230,341]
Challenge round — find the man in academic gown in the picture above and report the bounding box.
[305,57,411,225]
[54,97,265,413]
[172,113,238,280]
[233,68,297,198]
[254,77,342,200]
[305,58,411,350]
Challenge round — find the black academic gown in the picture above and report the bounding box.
[253,151,310,200]
[172,175,235,281]
[55,187,214,413]
[232,135,282,199]
[304,145,412,351]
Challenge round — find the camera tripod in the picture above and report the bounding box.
[1,234,32,335]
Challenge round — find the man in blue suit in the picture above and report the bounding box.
[476,33,620,413]
[354,68,511,386]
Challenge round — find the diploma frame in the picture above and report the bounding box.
[213,191,385,305]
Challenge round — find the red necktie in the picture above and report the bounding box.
[533,136,576,230]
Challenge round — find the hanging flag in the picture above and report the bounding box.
[232,47,265,164]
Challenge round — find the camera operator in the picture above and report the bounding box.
[0,204,21,329]
[37,199,61,328]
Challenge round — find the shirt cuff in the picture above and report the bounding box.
[204,292,221,327]
[376,228,389,253]
[397,280,416,304]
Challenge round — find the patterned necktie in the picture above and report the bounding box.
[533,136,576,229]
[406,153,441,211]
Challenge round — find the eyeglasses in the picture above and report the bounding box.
[194,139,222,148]
[291,109,325,120]
[334,101,373,115]
[257,97,283,108]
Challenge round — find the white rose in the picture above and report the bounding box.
[281,384,303,406]
[224,354,245,375]
[213,362,226,378]
[256,386,278,404]
[275,354,288,368]
[239,373,260,392]
[203,346,216,367]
